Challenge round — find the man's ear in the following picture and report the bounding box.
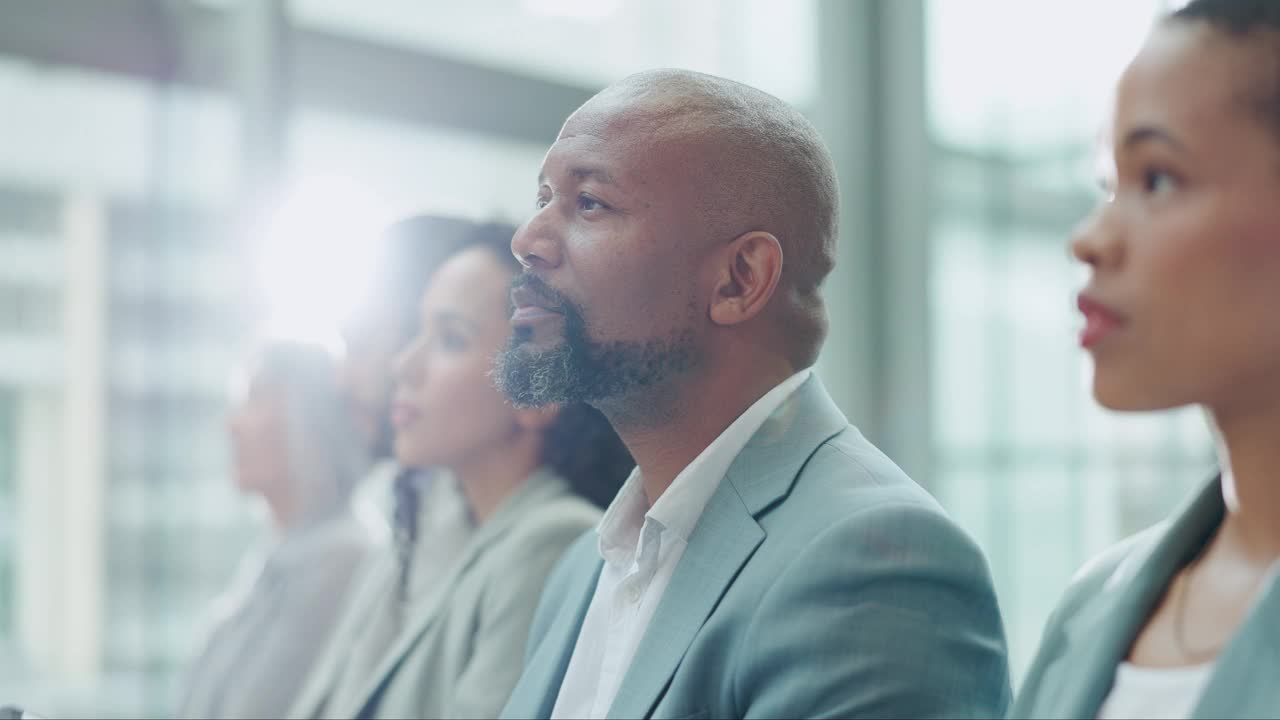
[514,404,559,432]
[708,231,783,327]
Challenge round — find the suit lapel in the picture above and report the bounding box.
[347,472,563,717]
[606,484,764,720]
[293,553,398,717]
[1193,541,1280,717]
[1046,480,1223,719]
[506,548,604,719]
[605,375,848,719]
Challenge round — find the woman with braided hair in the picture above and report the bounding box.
[288,218,630,720]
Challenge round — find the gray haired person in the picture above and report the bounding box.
[178,340,373,719]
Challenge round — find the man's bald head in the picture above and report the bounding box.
[564,69,840,368]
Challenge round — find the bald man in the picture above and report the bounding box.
[496,69,1010,719]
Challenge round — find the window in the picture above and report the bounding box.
[926,0,1213,681]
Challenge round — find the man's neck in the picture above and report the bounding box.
[605,363,797,506]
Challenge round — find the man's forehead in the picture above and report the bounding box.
[543,106,711,186]
[541,127,653,188]
[540,133,619,183]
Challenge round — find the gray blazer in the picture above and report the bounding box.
[502,374,1011,719]
[180,513,372,719]
[1012,478,1280,719]
[302,468,600,720]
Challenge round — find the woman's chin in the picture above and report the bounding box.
[393,438,434,469]
[1093,375,1186,413]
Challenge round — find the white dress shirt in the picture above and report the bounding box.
[1096,662,1214,720]
[551,370,812,720]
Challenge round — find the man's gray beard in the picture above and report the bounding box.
[495,323,698,410]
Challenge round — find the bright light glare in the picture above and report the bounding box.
[252,174,393,347]
[522,0,621,19]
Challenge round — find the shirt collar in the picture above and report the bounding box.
[596,466,649,568]
[594,369,812,565]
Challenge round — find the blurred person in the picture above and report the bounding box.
[340,215,503,523]
[497,69,1010,720]
[1014,2,1280,717]
[178,340,371,719]
[288,218,503,717]
[317,220,494,720]
[289,223,632,719]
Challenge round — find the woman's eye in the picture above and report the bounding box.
[1143,169,1178,195]
[438,331,467,352]
[534,196,550,210]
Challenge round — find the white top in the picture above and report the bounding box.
[551,370,812,720]
[1096,662,1215,720]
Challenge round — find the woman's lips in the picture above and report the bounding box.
[1077,294,1126,348]
[390,402,421,430]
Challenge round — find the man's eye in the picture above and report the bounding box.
[534,196,550,210]
[578,195,606,212]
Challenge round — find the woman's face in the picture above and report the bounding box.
[1073,21,1280,413]
[340,317,403,456]
[391,247,524,468]
[227,372,291,498]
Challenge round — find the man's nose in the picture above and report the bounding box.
[511,209,564,271]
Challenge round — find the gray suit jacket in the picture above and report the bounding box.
[296,469,600,720]
[502,375,1011,719]
[1012,478,1280,719]
[180,513,372,719]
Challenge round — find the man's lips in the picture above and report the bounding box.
[510,284,563,325]
[511,306,563,323]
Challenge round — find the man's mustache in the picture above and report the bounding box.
[509,272,582,319]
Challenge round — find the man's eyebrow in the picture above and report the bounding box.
[537,166,620,187]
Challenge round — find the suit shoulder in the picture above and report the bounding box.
[769,427,945,530]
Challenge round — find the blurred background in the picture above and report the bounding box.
[0,0,1212,716]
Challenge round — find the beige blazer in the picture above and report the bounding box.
[293,468,600,719]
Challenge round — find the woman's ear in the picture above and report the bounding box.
[708,230,784,327]
[514,403,560,432]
